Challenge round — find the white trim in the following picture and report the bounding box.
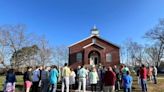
[100,37,120,48]
[68,35,120,48]
[83,43,105,49]
[68,35,94,47]
[96,43,106,49]
[83,43,94,48]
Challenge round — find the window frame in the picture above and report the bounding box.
[76,52,82,62]
[106,53,112,62]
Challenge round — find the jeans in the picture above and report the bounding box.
[138,77,141,88]
[141,79,147,92]
[62,77,69,92]
[32,81,39,92]
[78,78,86,92]
[115,80,120,90]
[124,88,131,92]
[50,84,57,92]
[41,79,49,92]
[153,75,157,84]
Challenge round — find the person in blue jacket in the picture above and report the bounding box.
[123,71,133,92]
[49,65,59,92]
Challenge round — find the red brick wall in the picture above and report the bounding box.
[69,36,120,68]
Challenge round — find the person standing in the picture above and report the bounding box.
[100,66,107,91]
[49,65,59,92]
[5,69,16,92]
[152,66,158,84]
[69,68,76,91]
[140,64,148,92]
[122,65,129,76]
[103,66,116,92]
[89,67,99,92]
[85,67,90,90]
[41,66,50,92]
[61,63,71,92]
[137,67,141,88]
[148,66,153,82]
[38,66,43,90]
[23,67,33,92]
[75,66,81,90]
[77,65,88,92]
[113,65,121,91]
[123,71,133,92]
[97,65,106,91]
[32,66,40,92]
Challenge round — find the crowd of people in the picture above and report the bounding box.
[3,63,158,92]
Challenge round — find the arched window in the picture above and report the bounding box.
[106,53,112,62]
[76,52,82,62]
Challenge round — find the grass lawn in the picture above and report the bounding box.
[130,73,164,92]
[0,74,164,92]
[147,74,164,92]
[0,75,24,92]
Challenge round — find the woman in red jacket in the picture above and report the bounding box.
[140,64,148,92]
[103,66,116,92]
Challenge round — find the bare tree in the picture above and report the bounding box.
[145,19,164,43]
[0,24,69,69]
[120,45,125,64]
[0,30,10,68]
[53,45,68,67]
[145,42,164,67]
[144,19,164,67]
[123,39,145,66]
[0,24,36,68]
[37,36,53,66]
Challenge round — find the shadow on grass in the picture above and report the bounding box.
[15,84,24,92]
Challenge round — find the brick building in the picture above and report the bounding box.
[69,26,120,68]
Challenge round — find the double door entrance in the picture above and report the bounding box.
[89,51,100,65]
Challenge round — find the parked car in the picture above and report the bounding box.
[158,67,164,73]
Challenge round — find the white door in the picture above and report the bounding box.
[90,56,98,65]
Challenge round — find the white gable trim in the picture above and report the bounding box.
[100,37,120,48]
[68,35,120,48]
[83,43,94,48]
[83,43,105,49]
[68,35,94,47]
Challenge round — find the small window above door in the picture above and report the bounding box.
[92,38,96,44]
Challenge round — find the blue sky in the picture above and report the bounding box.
[0,0,164,46]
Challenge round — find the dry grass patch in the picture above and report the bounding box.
[148,77,164,92]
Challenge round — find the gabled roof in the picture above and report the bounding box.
[68,36,93,47]
[83,42,105,49]
[68,35,120,48]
